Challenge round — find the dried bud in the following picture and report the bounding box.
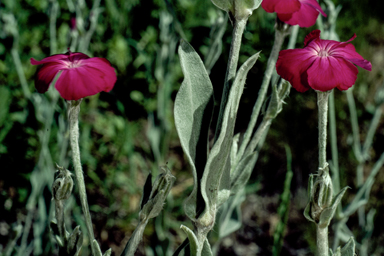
[52,164,73,201]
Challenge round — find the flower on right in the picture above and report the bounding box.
[276,30,372,92]
[262,0,327,27]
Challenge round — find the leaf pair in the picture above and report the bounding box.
[175,40,260,227]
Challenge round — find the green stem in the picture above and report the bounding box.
[68,99,97,255]
[121,220,149,256]
[328,90,340,200]
[244,118,272,156]
[215,18,247,141]
[317,91,331,169]
[316,226,329,256]
[362,107,382,157]
[49,0,59,55]
[236,28,287,161]
[287,25,299,49]
[55,200,67,243]
[346,89,363,162]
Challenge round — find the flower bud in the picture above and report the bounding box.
[210,0,262,20]
[52,164,73,201]
[310,164,333,222]
[304,163,349,228]
[139,165,176,222]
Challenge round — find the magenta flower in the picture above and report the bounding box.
[276,30,372,92]
[31,51,117,100]
[262,0,327,27]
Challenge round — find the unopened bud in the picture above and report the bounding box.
[139,165,176,221]
[304,163,349,228]
[310,164,333,222]
[52,164,73,201]
[210,0,262,20]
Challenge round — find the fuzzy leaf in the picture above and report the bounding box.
[67,226,83,255]
[199,52,260,226]
[180,225,199,256]
[103,248,112,256]
[218,189,246,238]
[230,133,240,165]
[175,40,214,221]
[340,237,355,256]
[265,84,283,119]
[202,238,213,256]
[318,186,349,228]
[230,152,257,195]
[303,202,315,223]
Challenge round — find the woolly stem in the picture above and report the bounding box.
[68,99,97,255]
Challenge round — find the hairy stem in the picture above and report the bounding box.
[215,18,247,141]
[316,225,329,256]
[68,99,97,255]
[317,91,331,169]
[236,28,287,161]
[121,220,149,256]
[55,200,66,242]
[328,90,340,199]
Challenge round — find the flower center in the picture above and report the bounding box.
[318,50,329,57]
[67,60,82,69]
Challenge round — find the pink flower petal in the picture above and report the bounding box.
[34,63,63,93]
[276,49,317,92]
[262,0,301,13]
[285,1,322,27]
[304,30,321,47]
[31,51,116,100]
[332,44,372,71]
[301,0,327,17]
[30,54,69,65]
[307,57,358,91]
[55,58,116,100]
[80,58,117,92]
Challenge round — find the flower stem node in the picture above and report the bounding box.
[52,164,74,201]
[210,0,262,21]
[139,165,176,222]
[304,163,349,228]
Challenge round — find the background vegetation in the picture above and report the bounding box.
[0,0,383,255]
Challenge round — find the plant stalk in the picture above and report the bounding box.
[317,91,331,169]
[316,91,331,256]
[236,28,287,161]
[215,18,247,141]
[121,220,149,256]
[316,225,329,256]
[68,99,97,255]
